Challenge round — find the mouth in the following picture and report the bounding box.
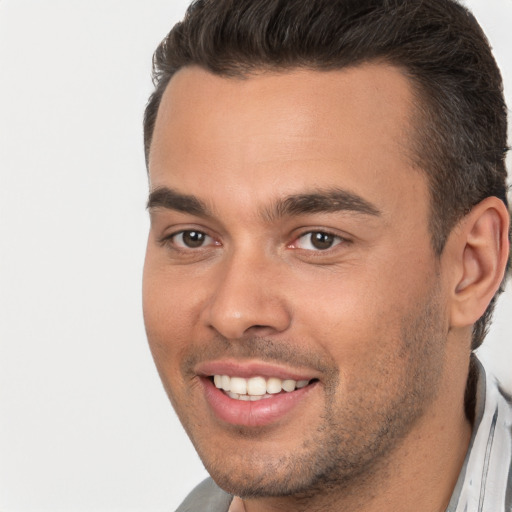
[211,374,313,401]
[197,363,320,427]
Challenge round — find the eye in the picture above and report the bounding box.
[171,230,215,249]
[293,231,343,251]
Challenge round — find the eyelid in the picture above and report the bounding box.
[288,229,349,252]
[158,227,221,250]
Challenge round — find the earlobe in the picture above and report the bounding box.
[450,196,510,328]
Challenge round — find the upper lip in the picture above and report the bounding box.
[195,359,318,381]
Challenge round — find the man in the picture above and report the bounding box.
[142,0,511,510]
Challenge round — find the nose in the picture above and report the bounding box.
[202,252,292,340]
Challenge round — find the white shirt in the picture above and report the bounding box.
[447,359,512,511]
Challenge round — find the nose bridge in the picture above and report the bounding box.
[203,244,291,339]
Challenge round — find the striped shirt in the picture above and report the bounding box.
[447,359,512,512]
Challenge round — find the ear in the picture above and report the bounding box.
[449,196,510,329]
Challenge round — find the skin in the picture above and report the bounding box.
[142,64,504,511]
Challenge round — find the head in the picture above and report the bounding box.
[144,0,510,350]
[142,0,510,504]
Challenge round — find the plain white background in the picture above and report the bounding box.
[0,1,510,510]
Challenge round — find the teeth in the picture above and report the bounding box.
[247,376,267,396]
[221,375,231,391]
[266,377,282,394]
[282,379,296,392]
[213,375,311,399]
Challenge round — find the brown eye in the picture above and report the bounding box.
[173,230,211,248]
[295,231,342,251]
[311,232,335,249]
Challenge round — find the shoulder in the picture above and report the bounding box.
[175,477,233,512]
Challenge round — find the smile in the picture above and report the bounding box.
[212,375,311,401]
[200,371,318,427]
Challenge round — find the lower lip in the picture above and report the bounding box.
[201,378,317,427]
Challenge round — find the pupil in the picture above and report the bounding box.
[183,231,205,248]
[312,232,334,250]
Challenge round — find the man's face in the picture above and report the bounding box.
[143,65,451,496]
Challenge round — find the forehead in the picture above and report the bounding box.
[148,64,428,222]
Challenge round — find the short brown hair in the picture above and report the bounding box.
[144,0,510,349]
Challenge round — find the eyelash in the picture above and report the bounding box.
[290,230,347,252]
[159,230,219,250]
[160,228,348,254]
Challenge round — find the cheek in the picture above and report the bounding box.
[291,257,433,371]
[294,272,398,341]
[143,240,204,325]
[142,256,193,375]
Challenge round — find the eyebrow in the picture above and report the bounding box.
[264,188,381,221]
[147,187,211,217]
[147,186,381,220]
